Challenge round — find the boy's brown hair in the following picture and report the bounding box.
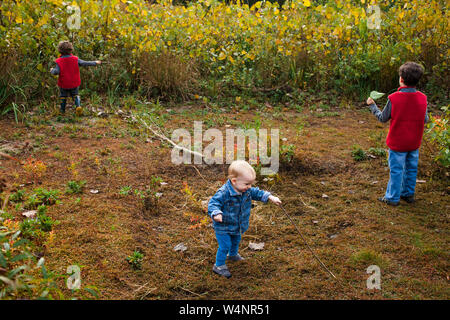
[57,41,73,55]
[399,62,424,86]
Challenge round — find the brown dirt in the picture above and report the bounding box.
[0,103,448,300]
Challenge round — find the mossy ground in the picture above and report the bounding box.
[0,100,448,300]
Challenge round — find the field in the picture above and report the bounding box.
[0,96,448,299]
[0,0,448,301]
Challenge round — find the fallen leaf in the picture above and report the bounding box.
[22,210,37,218]
[174,243,187,252]
[248,242,265,250]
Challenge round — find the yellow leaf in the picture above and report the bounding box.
[303,0,311,7]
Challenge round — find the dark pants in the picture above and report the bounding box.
[59,87,80,112]
[59,87,79,97]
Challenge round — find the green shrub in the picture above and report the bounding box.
[24,188,59,210]
[126,251,144,270]
[66,180,86,195]
[367,147,387,158]
[351,145,367,161]
[426,106,449,168]
[9,190,26,203]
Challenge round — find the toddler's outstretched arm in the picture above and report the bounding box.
[249,187,271,203]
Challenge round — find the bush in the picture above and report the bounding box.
[351,145,367,162]
[426,106,449,168]
[137,50,199,100]
[0,0,447,107]
[126,251,144,270]
[66,180,86,195]
[24,188,59,210]
[20,205,59,241]
[0,220,59,299]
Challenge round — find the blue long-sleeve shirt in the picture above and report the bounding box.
[368,87,429,123]
[50,55,98,75]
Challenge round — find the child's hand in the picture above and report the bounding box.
[213,214,223,223]
[96,60,102,65]
[269,195,282,206]
[366,97,375,105]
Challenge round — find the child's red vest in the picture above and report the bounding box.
[386,87,427,152]
[55,55,81,89]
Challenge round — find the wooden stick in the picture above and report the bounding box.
[135,115,205,159]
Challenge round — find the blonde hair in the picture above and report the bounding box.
[228,160,256,180]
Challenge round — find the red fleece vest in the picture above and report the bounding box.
[386,87,427,152]
[55,55,81,89]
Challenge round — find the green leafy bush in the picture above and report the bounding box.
[24,188,59,210]
[351,145,367,161]
[426,106,449,168]
[66,180,86,195]
[126,251,144,270]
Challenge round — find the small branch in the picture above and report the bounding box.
[191,165,208,183]
[135,115,204,159]
[0,152,22,164]
[2,192,10,211]
[178,286,207,298]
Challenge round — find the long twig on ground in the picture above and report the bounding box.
[135,114,205,159]
[191,165,208,183]
[178,286,208,297]
[279,204,336,279]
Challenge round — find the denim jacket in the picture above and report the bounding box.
[208,179,271,235]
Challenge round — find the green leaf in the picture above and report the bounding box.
[0,251,7,268]
[84,287,99,298]
[0,276,16,290]
[12,238,29,248]
[370,91,385,100]
[11,230,21,241]
[8,265,27,278]
[10,253,30,263]
[41,265,48,279]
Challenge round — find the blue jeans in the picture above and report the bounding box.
[385,149,419,203]
[215,232,241,267]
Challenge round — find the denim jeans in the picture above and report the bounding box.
[215,232,241,267]
[385,149,419,203]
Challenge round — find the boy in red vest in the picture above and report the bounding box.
[50,41,101,114]
[366,62,428,206]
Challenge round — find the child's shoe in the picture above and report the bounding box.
[213,265,231,278]
[377,197,399,206]
[227,254,244,262]
[400,195,415,203]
